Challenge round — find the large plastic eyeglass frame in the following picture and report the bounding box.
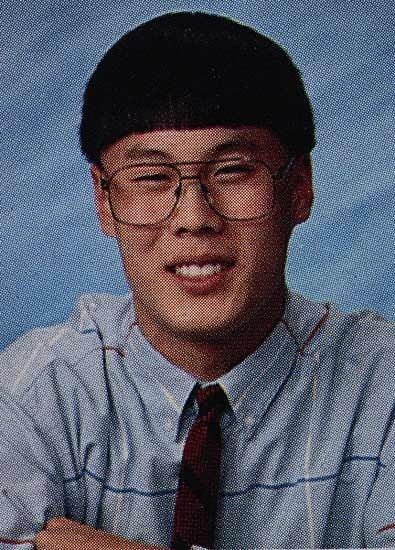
[100,156,295,227]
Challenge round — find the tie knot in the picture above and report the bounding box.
[195,384,228,420]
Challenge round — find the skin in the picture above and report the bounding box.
[35,518,166,549]
[36,126,313,549]
[91,125,313,381]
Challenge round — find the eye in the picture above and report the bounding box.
[134,172,172,183]
[213,162,256,179]
[119,166,177,188]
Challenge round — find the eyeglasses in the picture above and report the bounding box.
[100,156,295,226]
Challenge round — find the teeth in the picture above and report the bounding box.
[175,263,225,277]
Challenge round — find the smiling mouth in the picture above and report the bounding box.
[166,260,235,278]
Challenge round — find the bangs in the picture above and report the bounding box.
[80,13,315,163]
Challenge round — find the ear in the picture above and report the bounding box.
[90,164,117,237]
[289,155,314,227]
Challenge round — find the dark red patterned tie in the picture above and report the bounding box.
[170,384,228,550]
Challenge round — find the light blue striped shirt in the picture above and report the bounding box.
[0,290,395,549]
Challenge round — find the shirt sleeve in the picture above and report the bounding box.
[0,388,65,549]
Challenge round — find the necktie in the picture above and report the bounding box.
[171,384,228,550]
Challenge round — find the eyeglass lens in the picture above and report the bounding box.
[108,159,275,225]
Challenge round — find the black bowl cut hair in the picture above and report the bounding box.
[80,12,316,165]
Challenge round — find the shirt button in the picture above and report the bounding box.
[244,415,254,426]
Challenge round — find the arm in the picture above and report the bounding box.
[0,398,165,550]
[0,389,65,549]
[35,519,210,550]
[35,518,166,550]
[35,518,212,550]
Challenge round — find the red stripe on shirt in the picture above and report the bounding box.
[378,523,395,533]
[281,304,329,356]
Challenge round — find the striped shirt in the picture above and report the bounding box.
[0,290,394,549]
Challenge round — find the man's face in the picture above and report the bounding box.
[92,126,312,342]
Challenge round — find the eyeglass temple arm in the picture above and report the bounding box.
[100,178,109,190]
[274,156,296,181]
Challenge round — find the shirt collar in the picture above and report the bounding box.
[124,289,329,440]
[216,289,330,425]
[126,324,197,441]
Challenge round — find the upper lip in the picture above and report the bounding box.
[165,254,236,269]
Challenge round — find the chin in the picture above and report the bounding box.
[159,308,245,341]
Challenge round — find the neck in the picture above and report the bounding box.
[136,285,287,382]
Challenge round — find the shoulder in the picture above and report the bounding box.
[287,290,395,394]
[310,297,395,425]
[323,302,395,368]
[287,292,395,456]
[286,291,395,361]
[0,292,135,397]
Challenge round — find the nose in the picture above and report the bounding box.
[167,176,224,235]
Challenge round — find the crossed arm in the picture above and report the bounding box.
[35,518,166,550]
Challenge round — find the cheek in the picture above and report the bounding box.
[115,227,160,283]
[238,222,290,284]
[242,220,289,260]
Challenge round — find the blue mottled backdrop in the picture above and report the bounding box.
[1,0,394,349]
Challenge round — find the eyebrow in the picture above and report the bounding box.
[123,136,267,162]
[210,138,264,156]
[123,146,170,161]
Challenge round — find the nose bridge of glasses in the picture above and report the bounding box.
[175,160,209,191]
[179,173,204,189]
[176,172,211,208]
[170,165,219,222]
[177,159,205,181]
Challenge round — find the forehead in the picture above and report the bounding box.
[100,126,287,168]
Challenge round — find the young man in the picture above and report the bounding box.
[0,11,394,550]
